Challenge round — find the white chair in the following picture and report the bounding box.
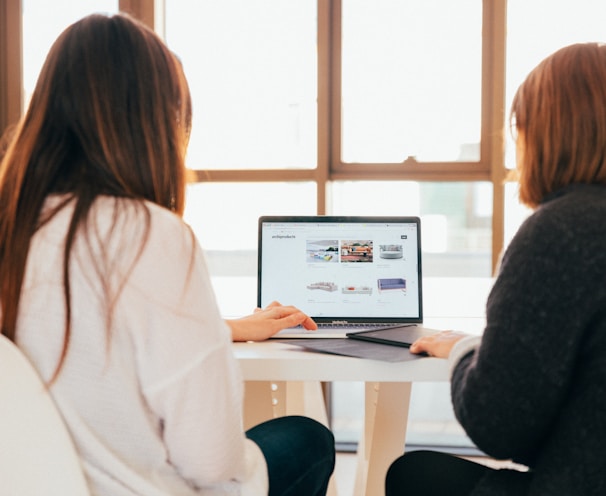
[0,334,90,495]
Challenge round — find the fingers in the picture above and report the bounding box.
[265,304,317,330]
[300,315,318,330]
[254,300,282,313]
[253,302,317,333]
[409,336,433,355]
[408,339,424,355]
[409,330,467,359]
[279,309,317,330]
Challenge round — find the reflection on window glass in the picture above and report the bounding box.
[505,0,606,168]
[331,181,492,277]
[22,0,118,107]
[165,1,317,170]
[184,182,316,277]
[341,0,482,163]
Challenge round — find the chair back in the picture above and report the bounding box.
[0,335,90,495]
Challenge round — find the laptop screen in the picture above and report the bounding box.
[257,216,423,324]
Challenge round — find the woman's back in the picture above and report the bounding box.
[16,196,260,495]
[453,183,606,495]
[1,13,333,496]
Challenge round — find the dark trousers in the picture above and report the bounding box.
[246,415,335,496]
[385,450,492,496]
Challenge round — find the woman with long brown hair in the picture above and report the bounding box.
[0,13,333,495]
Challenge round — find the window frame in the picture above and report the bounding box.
[0,0,22,133]
[0,0,508,273]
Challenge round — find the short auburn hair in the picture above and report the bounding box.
[510,42,606,208]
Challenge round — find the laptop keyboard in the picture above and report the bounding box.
[315,322,402,331]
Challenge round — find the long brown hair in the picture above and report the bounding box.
[0,13,192,378]
[510,42,606,208]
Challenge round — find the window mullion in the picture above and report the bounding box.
[484,0,507,274]
[119,0,155,29]
[0,0,22,136]
[317,0,333,215]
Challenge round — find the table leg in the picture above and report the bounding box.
[354,382,412,496]
[242,381,275,430]
[243,381,330,427]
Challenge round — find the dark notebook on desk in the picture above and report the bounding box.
[257,215,439,339]
[346,324,437,348]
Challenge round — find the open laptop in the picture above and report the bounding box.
[258,215,436,339]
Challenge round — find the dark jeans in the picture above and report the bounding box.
[385,450,492,496]
[246,415,335,496]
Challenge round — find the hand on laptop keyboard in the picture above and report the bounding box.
[226,301,318,342]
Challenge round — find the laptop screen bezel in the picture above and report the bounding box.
[257,215,424,324]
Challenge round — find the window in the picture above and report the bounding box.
[163,0,496,454]
[21,0,119,109]
[340,0,482,164]
[165,1,318,170]
[504,0,606,169]
[164,0,499,281]
[331,180,492,277]
[8,0,602,456]
[184,182,316,284]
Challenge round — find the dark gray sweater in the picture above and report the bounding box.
[452,183,606,495]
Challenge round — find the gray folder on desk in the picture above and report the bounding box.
[277,338,425,362]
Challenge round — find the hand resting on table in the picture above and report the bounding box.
[409,330,469,358]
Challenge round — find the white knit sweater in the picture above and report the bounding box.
[15,195,267,495]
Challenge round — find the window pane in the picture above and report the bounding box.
[185,182,316,316]
[331,180,491,451]
[505,0,606,168]
[165,1,318,170]
[22,0,118,107]
[341,0,482,163]
[185,181,316,272]
[331,181,492,277]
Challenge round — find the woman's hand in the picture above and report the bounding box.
[226,301,317,342]
[409,330,468,358]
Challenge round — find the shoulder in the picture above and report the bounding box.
[143,200,198,264]
[92,196,190,234]
[83,197,205,301]
[89,196,197,257]
[531,184,606,235]
[88,198,220,325]
[491,183,606,324]
[505,184,606,264]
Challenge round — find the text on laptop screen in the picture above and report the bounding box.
[258,217,422,322]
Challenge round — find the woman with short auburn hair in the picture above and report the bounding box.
[0,13,333,496]
[511,42,606,207]
[385,42,606,496]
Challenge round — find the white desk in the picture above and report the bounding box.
[224,278,492,496]
[234,338,454,496]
